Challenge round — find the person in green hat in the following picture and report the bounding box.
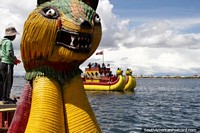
[0,26,21,104]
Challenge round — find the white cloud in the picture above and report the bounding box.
[116,20,200,49]
[0,1,36,48]
[93,0,200,76]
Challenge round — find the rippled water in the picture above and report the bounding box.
[12,78,200,132]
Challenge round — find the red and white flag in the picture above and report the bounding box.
[96,51,103,55]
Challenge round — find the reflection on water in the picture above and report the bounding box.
[12,78,200,132]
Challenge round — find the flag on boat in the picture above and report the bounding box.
[96,51,103,55]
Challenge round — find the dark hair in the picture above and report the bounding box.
[4,35,16,41]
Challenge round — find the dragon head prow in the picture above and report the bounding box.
[20,0,102,81]
[125,68,133,76]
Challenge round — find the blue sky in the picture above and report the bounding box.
[110,0,200,31]
[111,0,200,18]
[1,0,200,76]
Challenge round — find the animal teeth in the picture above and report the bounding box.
[71,36,75,42]
[70,36,75,46]
[56,29,92,52]
[69,35,92,49]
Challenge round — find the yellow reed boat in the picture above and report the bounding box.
[82,65,126,91]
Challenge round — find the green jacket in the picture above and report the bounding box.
[0,38,16,65]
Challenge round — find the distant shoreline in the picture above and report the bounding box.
[135,76,200,79]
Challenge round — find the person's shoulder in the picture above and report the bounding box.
[1,38,8,42]
[2,38,11,45]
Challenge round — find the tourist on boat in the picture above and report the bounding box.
[94,62,98,67]
[0,71,2,100]
[0,40,3,100]
[87,62,92,69]
[90,62,96,68]
[0,26,21,104]
[97,63,101,69]
[90,63,94,67]
[102,63,106,70]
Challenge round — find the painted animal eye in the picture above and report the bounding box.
[93,13,101,24]
[46,9,55,16]
[41,6,60,19]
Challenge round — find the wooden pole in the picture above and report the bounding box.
[102,50,104,64]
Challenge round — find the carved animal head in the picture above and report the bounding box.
[116,68,123,76]
[21,0,102,80]
[125,68,132,76]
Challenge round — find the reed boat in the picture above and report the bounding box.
[82,65,126,91]
[82,66,126,91]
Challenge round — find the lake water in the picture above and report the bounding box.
[11,78,200,133]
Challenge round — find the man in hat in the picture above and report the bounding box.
[0,26,21,104]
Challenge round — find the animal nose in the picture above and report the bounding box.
[80,20,92,29]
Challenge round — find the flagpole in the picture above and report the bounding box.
[96,50,104,64]
[102,50,104,64]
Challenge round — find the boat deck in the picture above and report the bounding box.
[0,101,16,132]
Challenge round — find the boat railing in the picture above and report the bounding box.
[83,75,120,85]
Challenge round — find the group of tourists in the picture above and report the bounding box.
[87,62,107,69]
[0,26,21,104]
